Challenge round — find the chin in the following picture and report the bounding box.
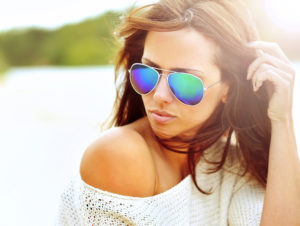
[149,122,180,139]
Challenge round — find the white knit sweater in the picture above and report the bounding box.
[57,145,265,226]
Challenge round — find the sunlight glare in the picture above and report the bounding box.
[264,0,300,32]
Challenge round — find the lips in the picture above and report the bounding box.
[149,109,176,123]
[150,110,174,117]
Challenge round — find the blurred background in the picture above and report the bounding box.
[0,0,299,225]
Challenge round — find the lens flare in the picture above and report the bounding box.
[264,0,300,33]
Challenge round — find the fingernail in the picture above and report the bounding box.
[253,83,257,92]
[258,49,264,56]
[257,81,262,87]
[247,41,255,47]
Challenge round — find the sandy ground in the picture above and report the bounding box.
[0,64,299,226]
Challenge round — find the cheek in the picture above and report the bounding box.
[183,91,223,123]
[141,95,151,107]
[203,84,226,107]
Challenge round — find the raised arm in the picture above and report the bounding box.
[247,41,300,225]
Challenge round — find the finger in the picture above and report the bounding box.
[252,65,292,92]
[253,71,289,93]
[248,41,291,64]
[252,64,294,87]
[247,52,295,80]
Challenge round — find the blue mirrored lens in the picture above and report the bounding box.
[168,72,204,105]
[130,64,159,94]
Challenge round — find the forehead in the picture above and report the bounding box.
[142,28,218,71]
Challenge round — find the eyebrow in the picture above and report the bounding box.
[141,57,206,77]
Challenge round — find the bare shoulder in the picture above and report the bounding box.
[80,120,156,197]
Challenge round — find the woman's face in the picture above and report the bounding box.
[141,28,229,138]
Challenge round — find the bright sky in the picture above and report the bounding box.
[0,0,156,32]
[0,0,299,32]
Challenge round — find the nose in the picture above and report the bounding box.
[152,73,173,104]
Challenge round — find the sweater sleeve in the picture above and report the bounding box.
[56,177,138,226]
[228,177,265,226]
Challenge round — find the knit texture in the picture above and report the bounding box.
[57,144,265,225]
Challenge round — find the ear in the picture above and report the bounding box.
[221,83,229,104]
[221,96,227,104]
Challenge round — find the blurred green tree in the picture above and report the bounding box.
[0,11,121,66]
[0,50,9,74]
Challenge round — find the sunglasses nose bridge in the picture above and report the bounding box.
[154,69,171,87]
[152,70,174,103]
[156,68,169,78]
[155,69,173,90]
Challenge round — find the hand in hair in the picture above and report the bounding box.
[246,41,295,123]
[247,41,300,226]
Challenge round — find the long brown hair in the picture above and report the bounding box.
[106,0,271,194]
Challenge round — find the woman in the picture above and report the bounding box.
[57,0,300,225]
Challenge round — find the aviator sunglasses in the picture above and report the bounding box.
[128,63,221,105]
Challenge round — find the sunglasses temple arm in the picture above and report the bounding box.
[205,80,222,90]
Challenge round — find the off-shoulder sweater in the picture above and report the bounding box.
[56,143,265,225]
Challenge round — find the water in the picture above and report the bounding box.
[0,64,299,226]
